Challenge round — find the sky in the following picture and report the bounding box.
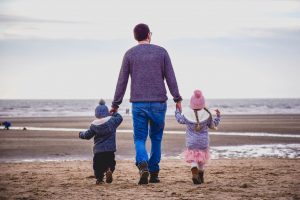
[0,0,300,99]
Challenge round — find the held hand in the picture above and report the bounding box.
[176,101,182,112]
[78,132,81,138]
[110,107,118,114]
[215,109,221,117]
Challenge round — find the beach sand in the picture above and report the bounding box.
[0,115,300,199]
[0,159,299,200]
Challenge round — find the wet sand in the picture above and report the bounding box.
[1,115,300,161]
[1,130,300,162]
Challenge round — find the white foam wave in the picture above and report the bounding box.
[1,144,299,163]
[210,144,300,159]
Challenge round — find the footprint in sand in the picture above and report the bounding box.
[86,175,95,179]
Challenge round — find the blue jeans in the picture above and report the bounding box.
[132,102,167,173]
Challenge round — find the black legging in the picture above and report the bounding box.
[93,151,116,180]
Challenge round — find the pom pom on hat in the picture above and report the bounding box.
[99,99,106,105]
[95,99,109,118]
[194,90,202,98]
[190,89,205,110]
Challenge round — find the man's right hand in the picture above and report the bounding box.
[110,107,118,114]
[176,101,182,112]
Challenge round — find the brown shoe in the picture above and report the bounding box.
[106,168,113,183]
[199,170,204,183]
[149,172,160,183]
[191,167,201,184]
[138,162,149,185]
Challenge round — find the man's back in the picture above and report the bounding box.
[112,44,181,108]
[126,44,169,102]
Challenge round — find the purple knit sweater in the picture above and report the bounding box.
[112,44,182,108]
[175,110,221,150]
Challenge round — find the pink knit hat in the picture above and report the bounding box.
[190,90,205,110]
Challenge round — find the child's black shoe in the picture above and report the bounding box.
[96,179,104,185]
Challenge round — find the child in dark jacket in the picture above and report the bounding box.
[79,99,123,184]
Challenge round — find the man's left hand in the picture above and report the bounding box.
[176,101,182,112]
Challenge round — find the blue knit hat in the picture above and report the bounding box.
[95,99,109,118]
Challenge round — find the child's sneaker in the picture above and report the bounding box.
[138,161,149,185]
[96,179,104,185]
[106,168,113,183]
[199,170,204,183]
[191,167,201,184]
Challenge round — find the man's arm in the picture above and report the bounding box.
[164,50,182,103]
[111,53,130,111]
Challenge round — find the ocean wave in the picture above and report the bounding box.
[1,99,300,117]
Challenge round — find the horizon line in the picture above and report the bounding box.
[0,97,299,100]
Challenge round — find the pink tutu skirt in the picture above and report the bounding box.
[183,148,210,164]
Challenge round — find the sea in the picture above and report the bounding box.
[0,98,299,117]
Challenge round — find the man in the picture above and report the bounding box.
[111,23,182,185]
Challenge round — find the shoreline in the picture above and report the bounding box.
[1,115,300,163]
[2,114,300,133]
[1,142,299,164]
[1,134,300,163]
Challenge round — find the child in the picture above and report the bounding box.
[175,90,221,184]
[79,99,123,184]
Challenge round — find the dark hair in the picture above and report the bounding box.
[134,23,150,41]
[194,110,201,131]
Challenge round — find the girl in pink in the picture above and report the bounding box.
[175,90,221,184]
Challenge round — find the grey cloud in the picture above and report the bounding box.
[0,27,299,65]
[0,38,130,58]
[164,27,300,58]
[240,27,300,40]
[0,14,84,24]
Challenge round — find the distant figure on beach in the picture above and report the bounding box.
[79,99,123,184]
[125,108,130,115]
[1,121,12,130]
[111,23,182,184]
[175,90,221,184]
